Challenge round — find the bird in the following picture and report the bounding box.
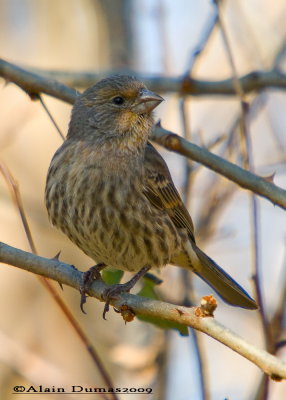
[45,74,257,316]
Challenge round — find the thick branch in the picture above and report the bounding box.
[30,68,286,96]
[2,59,286,99]
[1,241,286,380]
[151,125,286,210]
[0,58,285,209]
[0,58,77,104]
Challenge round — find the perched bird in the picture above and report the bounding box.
[45,75,257,314]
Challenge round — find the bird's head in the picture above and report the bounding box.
[68,75,163,147]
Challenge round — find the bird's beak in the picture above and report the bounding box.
[133,88,164,114]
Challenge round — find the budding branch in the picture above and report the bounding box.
[0,241,286,380]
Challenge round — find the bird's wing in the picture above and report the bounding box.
[143,142,195,243]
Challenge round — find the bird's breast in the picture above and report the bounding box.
[45,141,183,271]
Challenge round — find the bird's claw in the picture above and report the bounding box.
[79,263,105,314]
[102,283,132,320]
[101,265,151,319]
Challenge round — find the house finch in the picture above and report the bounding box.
[45,75,257,314]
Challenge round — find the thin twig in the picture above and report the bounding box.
[271,245,286,351]
[179,98,193,207]
[189,329,210,400]
[0,162,37,253]
[214,0,249,165]
[37,94,65,140]
[214,4,271,397]
[181,269,211,400]
[185,7,218,73]
[215,0,271,340]
[179,13,219,393]
[173,8,220,399]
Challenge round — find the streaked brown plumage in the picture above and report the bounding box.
[45,75,257,310]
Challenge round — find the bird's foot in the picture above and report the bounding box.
[80,263,106,313]
[102,265,151,319]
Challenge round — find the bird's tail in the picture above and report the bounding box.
[175,243,258,310]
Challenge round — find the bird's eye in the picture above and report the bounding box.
[112,96,125,105]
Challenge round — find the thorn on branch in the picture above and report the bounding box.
[263,172,276,184]
[155,119,162,128]
[51,251,61,260]
[175,307,185,316]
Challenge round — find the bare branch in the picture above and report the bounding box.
[0,58,77,104]
[2,58,286,98]
[32,68,286,96]
[151,125,286,210]
[1,241,286,380]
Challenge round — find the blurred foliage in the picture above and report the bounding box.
[137,278,189,336]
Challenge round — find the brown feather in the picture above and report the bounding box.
[143,142,195,243]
